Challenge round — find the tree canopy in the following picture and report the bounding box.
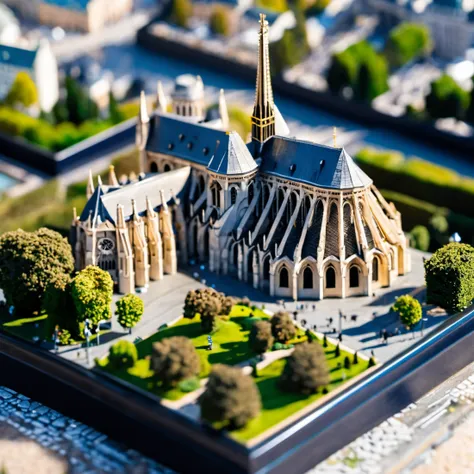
[410,225,430,251]
[116,293,144,330]
[170,0,192,28]
[71,265,113,326]
[424,243,474,313]
[210,6,231,36]
[0,228,74,313]
[425,74,469,120]
[249,320,274,354]
[392,294,422,329]
[5,72,38,108]
[199,364,261,429]
[271,311,296,343]
[384,23,432,68]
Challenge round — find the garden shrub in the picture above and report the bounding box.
[344,356,351,370]
[108,340,138,369]
[58,328,72,345]
[410,225,430,251]
[240,316,265,331]
[272,342,295,351]
[199,364,261,429]
[249,320,274,354]
[271,311,296,343]
[151,336,200,386]
[425,243,474,313]
[279,343,330,395]
[178,377,200,393]
[392,294,422,328]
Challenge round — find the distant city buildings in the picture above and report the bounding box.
[0,40,59,112]
[364,0,474,59]
[3,0,133,33]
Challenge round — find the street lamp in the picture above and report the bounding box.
[96,320,107,346]
[449,232,461,243]
[420,317,429,337]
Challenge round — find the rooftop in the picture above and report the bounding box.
[0,44,37,69]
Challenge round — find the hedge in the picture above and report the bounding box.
[356,148,474,218]
[380,189,474,246]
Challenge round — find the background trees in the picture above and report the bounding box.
[425,75,469,121]
[116,294,144,333]
[210,6,231,36]
[151,336,201,386]
[279,343,329,394]
[249,320,274,354]
[5,72,38,108]
[0,228,74,313]
[384,23,432,68]
[410,225,430,251]
[199,364,261,429]
[170,0,192,28]
[392,294,422,329]
[425,243,474,313]
[71,265,114,326]
[271,312,296,343]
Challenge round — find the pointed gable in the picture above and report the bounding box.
[331,149,372,189]
[79,185,112,224]
[207,132,258,176]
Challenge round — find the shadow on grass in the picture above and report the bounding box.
[257,377,308,410]
[208,340,253,365]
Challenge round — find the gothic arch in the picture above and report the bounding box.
[323,259,342,298]
[150,161,158,173]
[248,181,255,205]
[230,186,238,206]
[279,266,289,288]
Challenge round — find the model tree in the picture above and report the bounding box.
[210,6,230,36]
[271,311,296,343]
[108,340,138,369]
[392,295,422,329]
[5,72,38,108]
[425,243,474,313]
[151,336,200,386]
[170,0,191,28]
[200,296,222,333]
[279,343,330,395]
[0,228,74,313]
[183,288,230,332]
[108,91,124,124]
[199,364,262,429]
[425,75,469,120]
[249,320,274,355]
[116,294,144,333]
[410,225,430,251]
[71,265,113,327]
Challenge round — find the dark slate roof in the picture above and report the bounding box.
[146,114,228,167]
[0,44,36,69]
[259,136,372,190]
[43,0,90,11]
[207,132,258,176]
[80,167,191,225]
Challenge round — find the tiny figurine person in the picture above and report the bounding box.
[54,325,59,353]
[207,335,213,351]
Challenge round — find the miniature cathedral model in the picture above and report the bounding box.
[72,14,410,299]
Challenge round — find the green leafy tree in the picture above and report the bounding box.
[116,294,144,333]
[5,72,38,108]
[151,336,200,386]
[170,0,192,28]
[65,76,99,125]
[108,340,138,369]
[53,100,69,124]
[108,91,124,124]
[429,214,449,247]
[183,288,225,332]
[335,343,341,357]
[410,225,430,251]
[200,295,222,333]
[199,364,261,429]
[210,5,231,36]
[279,343,330,394]
[425,243,474,313]
[249,320,274,354]
[271,311,296,343]
[0,228,74,313]
[71,265,113,327]
[392,294,422,329]
[344,356,351,369]
[425,75,469,120]
[327,50,356,96]
[384,23,433,68]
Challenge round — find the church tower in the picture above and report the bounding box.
[251,13,275,143]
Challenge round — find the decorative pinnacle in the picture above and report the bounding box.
[259,13,267,27]
[333,127,337,148]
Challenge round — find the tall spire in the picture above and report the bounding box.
[108,165,119,186]
[251,13,275,143]
[156,81,167,114]
[87,169,94,199]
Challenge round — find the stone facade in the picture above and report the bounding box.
[73,14,410,299]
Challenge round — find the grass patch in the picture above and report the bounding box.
[229,339,367,442]
[0,313,48,341]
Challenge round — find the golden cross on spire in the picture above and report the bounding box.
[333,127,338,148]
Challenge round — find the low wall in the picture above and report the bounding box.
[137,24,474,161]
[0,118,136,177]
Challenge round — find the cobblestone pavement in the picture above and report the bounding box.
[310,362,474,474]
[0,386,174,474]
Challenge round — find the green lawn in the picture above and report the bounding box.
[229,339,368,443]
[0,313,48,341]
[97,304,269,400]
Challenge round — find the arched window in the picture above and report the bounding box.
[233,243,239,265]
[199,175,205,195]
[303,266,313,289]
[150,162,158,173]
[263,256,270,280]
[163,163,171,172]
[230,187,237,205]
[211,182,222,207]
[248,182,254,205]
[279,267,289,288]
[372,257,379,282]
[349,266,359,288]
[326,266,336,289]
